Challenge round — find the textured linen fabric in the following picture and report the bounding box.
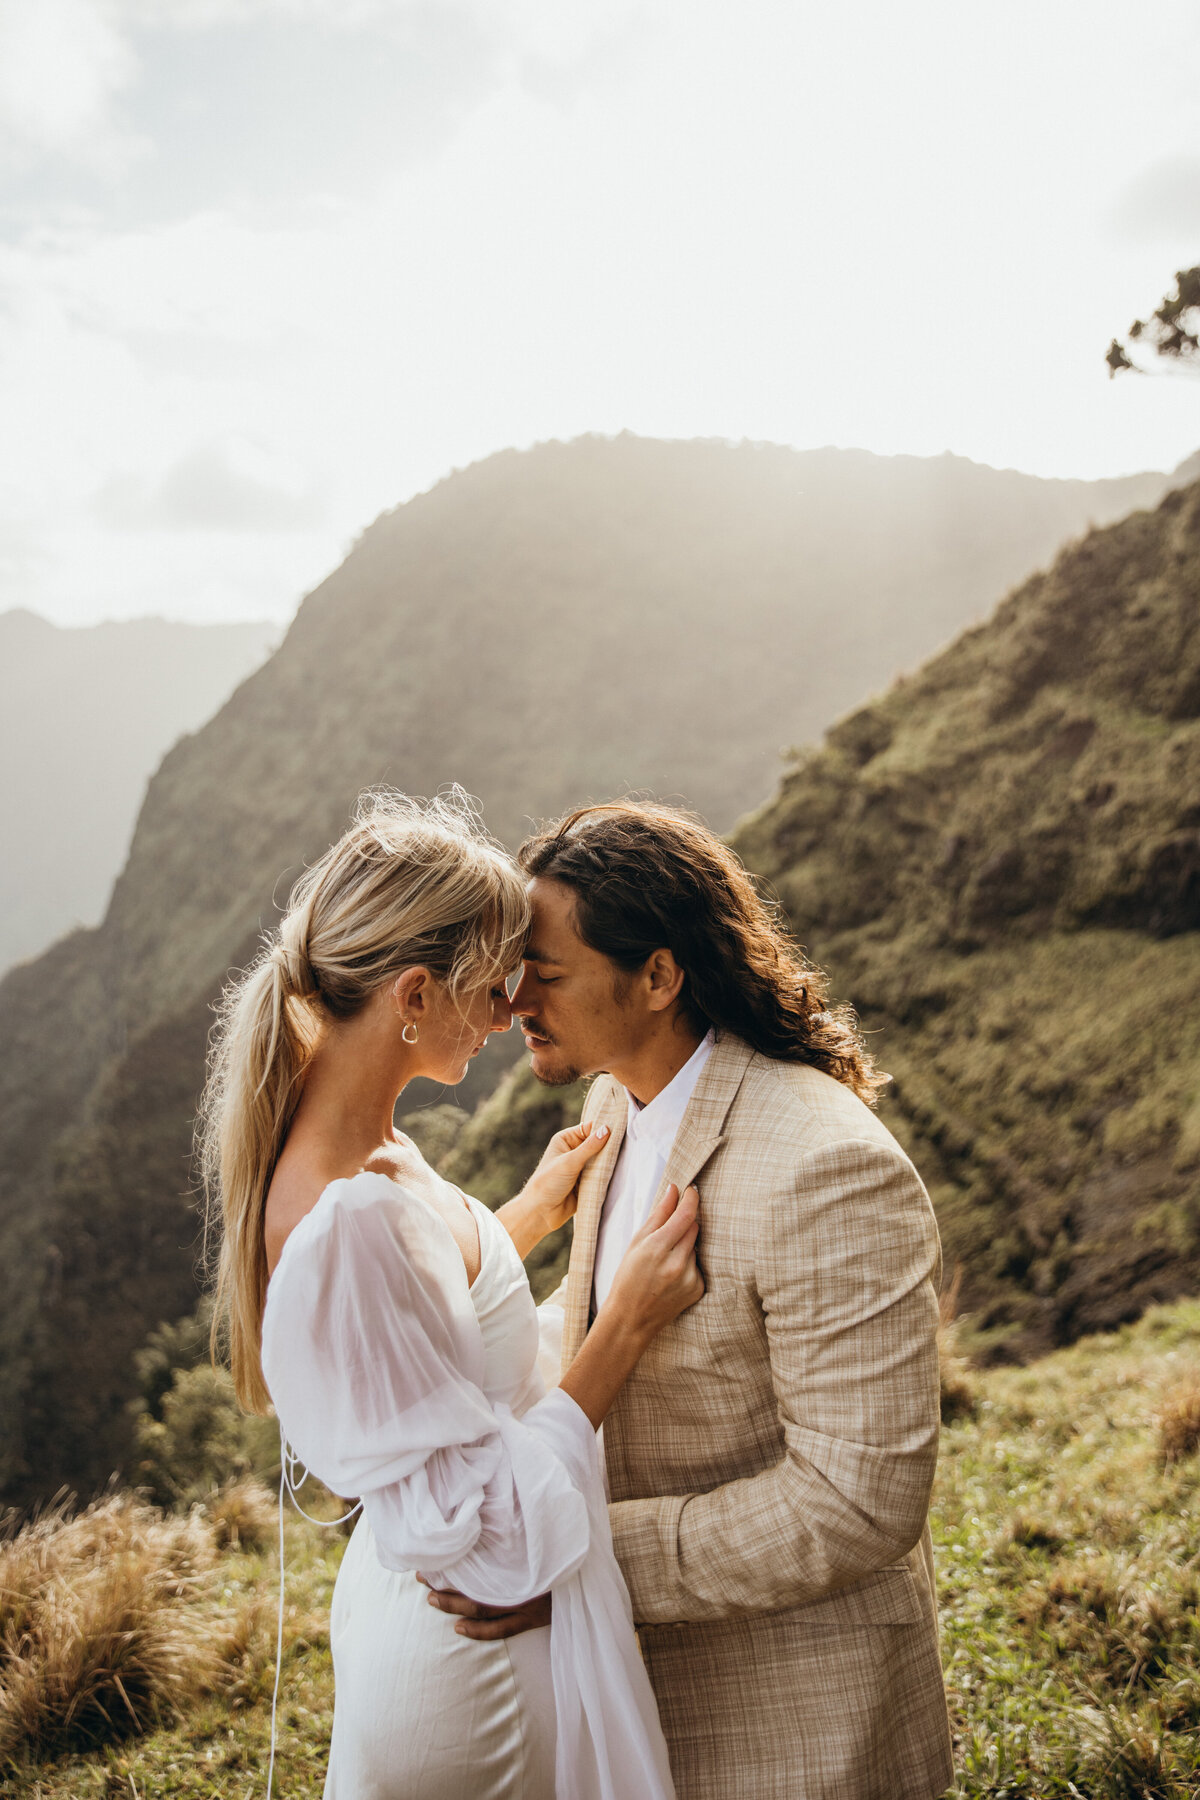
[562,1034,954,1800]
[262,1173,676,1800]
[592,1029,714,1310]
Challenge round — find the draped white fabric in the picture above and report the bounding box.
[262,1173,675,1800]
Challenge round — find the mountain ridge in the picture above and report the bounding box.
[0,431,1195,1506]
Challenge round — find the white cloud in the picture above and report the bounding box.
[97,437,320,532]
[1110,155,1200,246]
[0,0,141,168]
[1,0,1199,627]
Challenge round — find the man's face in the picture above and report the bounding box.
[510,877,644,1086]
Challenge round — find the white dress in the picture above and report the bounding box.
[261,1171,675,1800]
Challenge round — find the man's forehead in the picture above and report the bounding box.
[525,876,584,955]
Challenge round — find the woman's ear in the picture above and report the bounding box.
[390,965,429,1018]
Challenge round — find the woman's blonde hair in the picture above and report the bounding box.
[198,788,530,1413]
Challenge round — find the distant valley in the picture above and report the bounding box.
[0,611,276,973]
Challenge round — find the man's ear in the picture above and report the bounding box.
[644,948,685,1013]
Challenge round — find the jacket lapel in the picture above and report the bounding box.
[561,1079,627,1365]
[653,1032,755,1211]
[561,1036,756,1367]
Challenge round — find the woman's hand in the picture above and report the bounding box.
[496,1119,611,1260]
[558,1183,704,1431]
[601,1182,705,1343]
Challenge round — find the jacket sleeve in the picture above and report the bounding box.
[607,1137,942,1623]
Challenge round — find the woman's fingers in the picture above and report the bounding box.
[564,1122,610,1167]
[653,1183,700,1245]
[544,1120,610,1170]
[636,1182,700,1244]
[641,1181,681,1235]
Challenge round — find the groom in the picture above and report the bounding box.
[449,801,952,1798]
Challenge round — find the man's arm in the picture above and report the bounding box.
[609,1136,942,1624]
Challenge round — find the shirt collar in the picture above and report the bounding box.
[624,1029,716,1157]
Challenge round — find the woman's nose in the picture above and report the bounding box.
[492,992,514,1032]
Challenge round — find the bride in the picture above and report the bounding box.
[199,789,701,1799]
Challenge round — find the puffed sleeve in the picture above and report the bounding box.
[261,1174,591,1600]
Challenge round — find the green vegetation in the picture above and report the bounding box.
[6,1302,1199,1797]
[939,1301,1200,1795]
[734,480,1200,1358]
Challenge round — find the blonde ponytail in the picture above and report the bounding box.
[199,789,529,1412]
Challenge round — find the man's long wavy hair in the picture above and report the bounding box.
[518,802,886,1106]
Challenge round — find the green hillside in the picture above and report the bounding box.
[2,432,1168,1510]
[733,479,1200,1357]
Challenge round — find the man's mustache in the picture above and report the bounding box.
[519,1020,557,1044]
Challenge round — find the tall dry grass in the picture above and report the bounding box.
[0,1489,267,1762]
[1158,1374,1200,1465]
[939,1264,978,1424]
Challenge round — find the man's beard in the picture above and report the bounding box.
[531,1057,582,1088]
[523,1027,581,1088]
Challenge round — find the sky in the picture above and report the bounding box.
[1,0,1199,628]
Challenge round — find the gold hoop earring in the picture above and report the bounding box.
[402,1021,419,1045]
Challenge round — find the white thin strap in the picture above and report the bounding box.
[266,1424,362,1799]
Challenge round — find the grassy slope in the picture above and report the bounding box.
[9,1302,1200,1799]
[733,479,1200,1357]
[9,434,1161,1508]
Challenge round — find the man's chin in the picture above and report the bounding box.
[526,1047,582,1089]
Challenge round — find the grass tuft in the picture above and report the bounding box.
[1158,1374,1200,1465]
[202,1481,277,1555]
[939,1268,979,1424]
[0,1491,261,1764]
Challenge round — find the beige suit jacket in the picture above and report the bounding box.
[562,1033,954,1800]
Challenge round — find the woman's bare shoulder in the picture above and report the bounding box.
[265,1145,397,1276]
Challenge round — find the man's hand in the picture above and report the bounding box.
[416,1574,552,1639]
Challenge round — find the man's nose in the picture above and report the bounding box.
[509,969,534,1015]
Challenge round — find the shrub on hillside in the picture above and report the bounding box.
[0,1493,261,1762]
[398,1101,468,1168]
[132,1363,279,1508]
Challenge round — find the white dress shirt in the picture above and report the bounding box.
[591,1030,715,1312]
